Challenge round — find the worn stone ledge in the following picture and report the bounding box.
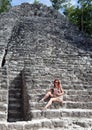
[0,117,92,130]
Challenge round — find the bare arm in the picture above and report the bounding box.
[61,87,64,95]
[47,87,53,92]
[56,86,64,96]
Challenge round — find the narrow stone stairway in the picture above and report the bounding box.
[8,74,23,122]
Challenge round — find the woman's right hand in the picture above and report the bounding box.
[51,93,54,97]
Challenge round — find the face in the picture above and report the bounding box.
[54,80,59,87]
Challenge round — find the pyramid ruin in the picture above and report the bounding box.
[0,3,92,130]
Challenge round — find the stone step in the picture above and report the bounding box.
[23,117,92,129]
[8,118,23,122]
[3,117,92,129]
[5,117,92,129]
[66,89,92,95]
[9,85,22,89]
[8,110,23,119]
[30,108,92,120]
[9,86,22,95]
[66,101,92,109]
[29,101,92,110]
[9,98,22,104]
[9,88,21,91]
[64,95,92,102]
[28,94,92,102]
[8,103,22,111]
[9,89,21,94]
[27,89,92,95]
[9,93,21,98]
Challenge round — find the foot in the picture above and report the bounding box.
[41,108,47,111]
[39,99,44,103]
[43,107,47,110]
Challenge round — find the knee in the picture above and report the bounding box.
[60,100,63,104]
[47,91,51,95]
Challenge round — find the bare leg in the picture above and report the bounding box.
[40,91,53,102]
[44,97,58,109]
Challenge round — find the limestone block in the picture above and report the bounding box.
[24,121,41,130]
[8,123,23,130]
[41,119,52,128]
[0,112,7,121]
[0,123,7,130]
[31,110,42,119]
[74,121,90,128]
[52,119,65,127]
[45,110,61,119]
[0,90,7,103]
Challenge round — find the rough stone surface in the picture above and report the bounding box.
[0,2,92,130]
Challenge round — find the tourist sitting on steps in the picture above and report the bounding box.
[39,79,64,110]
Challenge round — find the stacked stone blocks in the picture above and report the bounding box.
[0,2,92,130]
[0,67,8,121]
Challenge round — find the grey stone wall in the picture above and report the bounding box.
[0,67,8,121]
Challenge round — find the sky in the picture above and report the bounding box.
[11,0,78,6]
[11,0,52,6]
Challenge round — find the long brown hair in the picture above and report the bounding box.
[54,79,61,89]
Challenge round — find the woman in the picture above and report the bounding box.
[39,79,64,110]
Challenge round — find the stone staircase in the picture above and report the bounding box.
[22,87,92,129]
[8,87,23,122]
[28,89,92,109]
[4,52,92,129]
[7,71,24,122]
[21,54,92,129]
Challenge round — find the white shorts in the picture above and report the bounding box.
[57,96,63,102]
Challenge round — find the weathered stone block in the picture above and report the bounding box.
[41,119,52,128]
[24,121,41,130]
[45,110,61,119]
[52,119,65,127]
[0,123,7,130]
[8,123,23,130]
